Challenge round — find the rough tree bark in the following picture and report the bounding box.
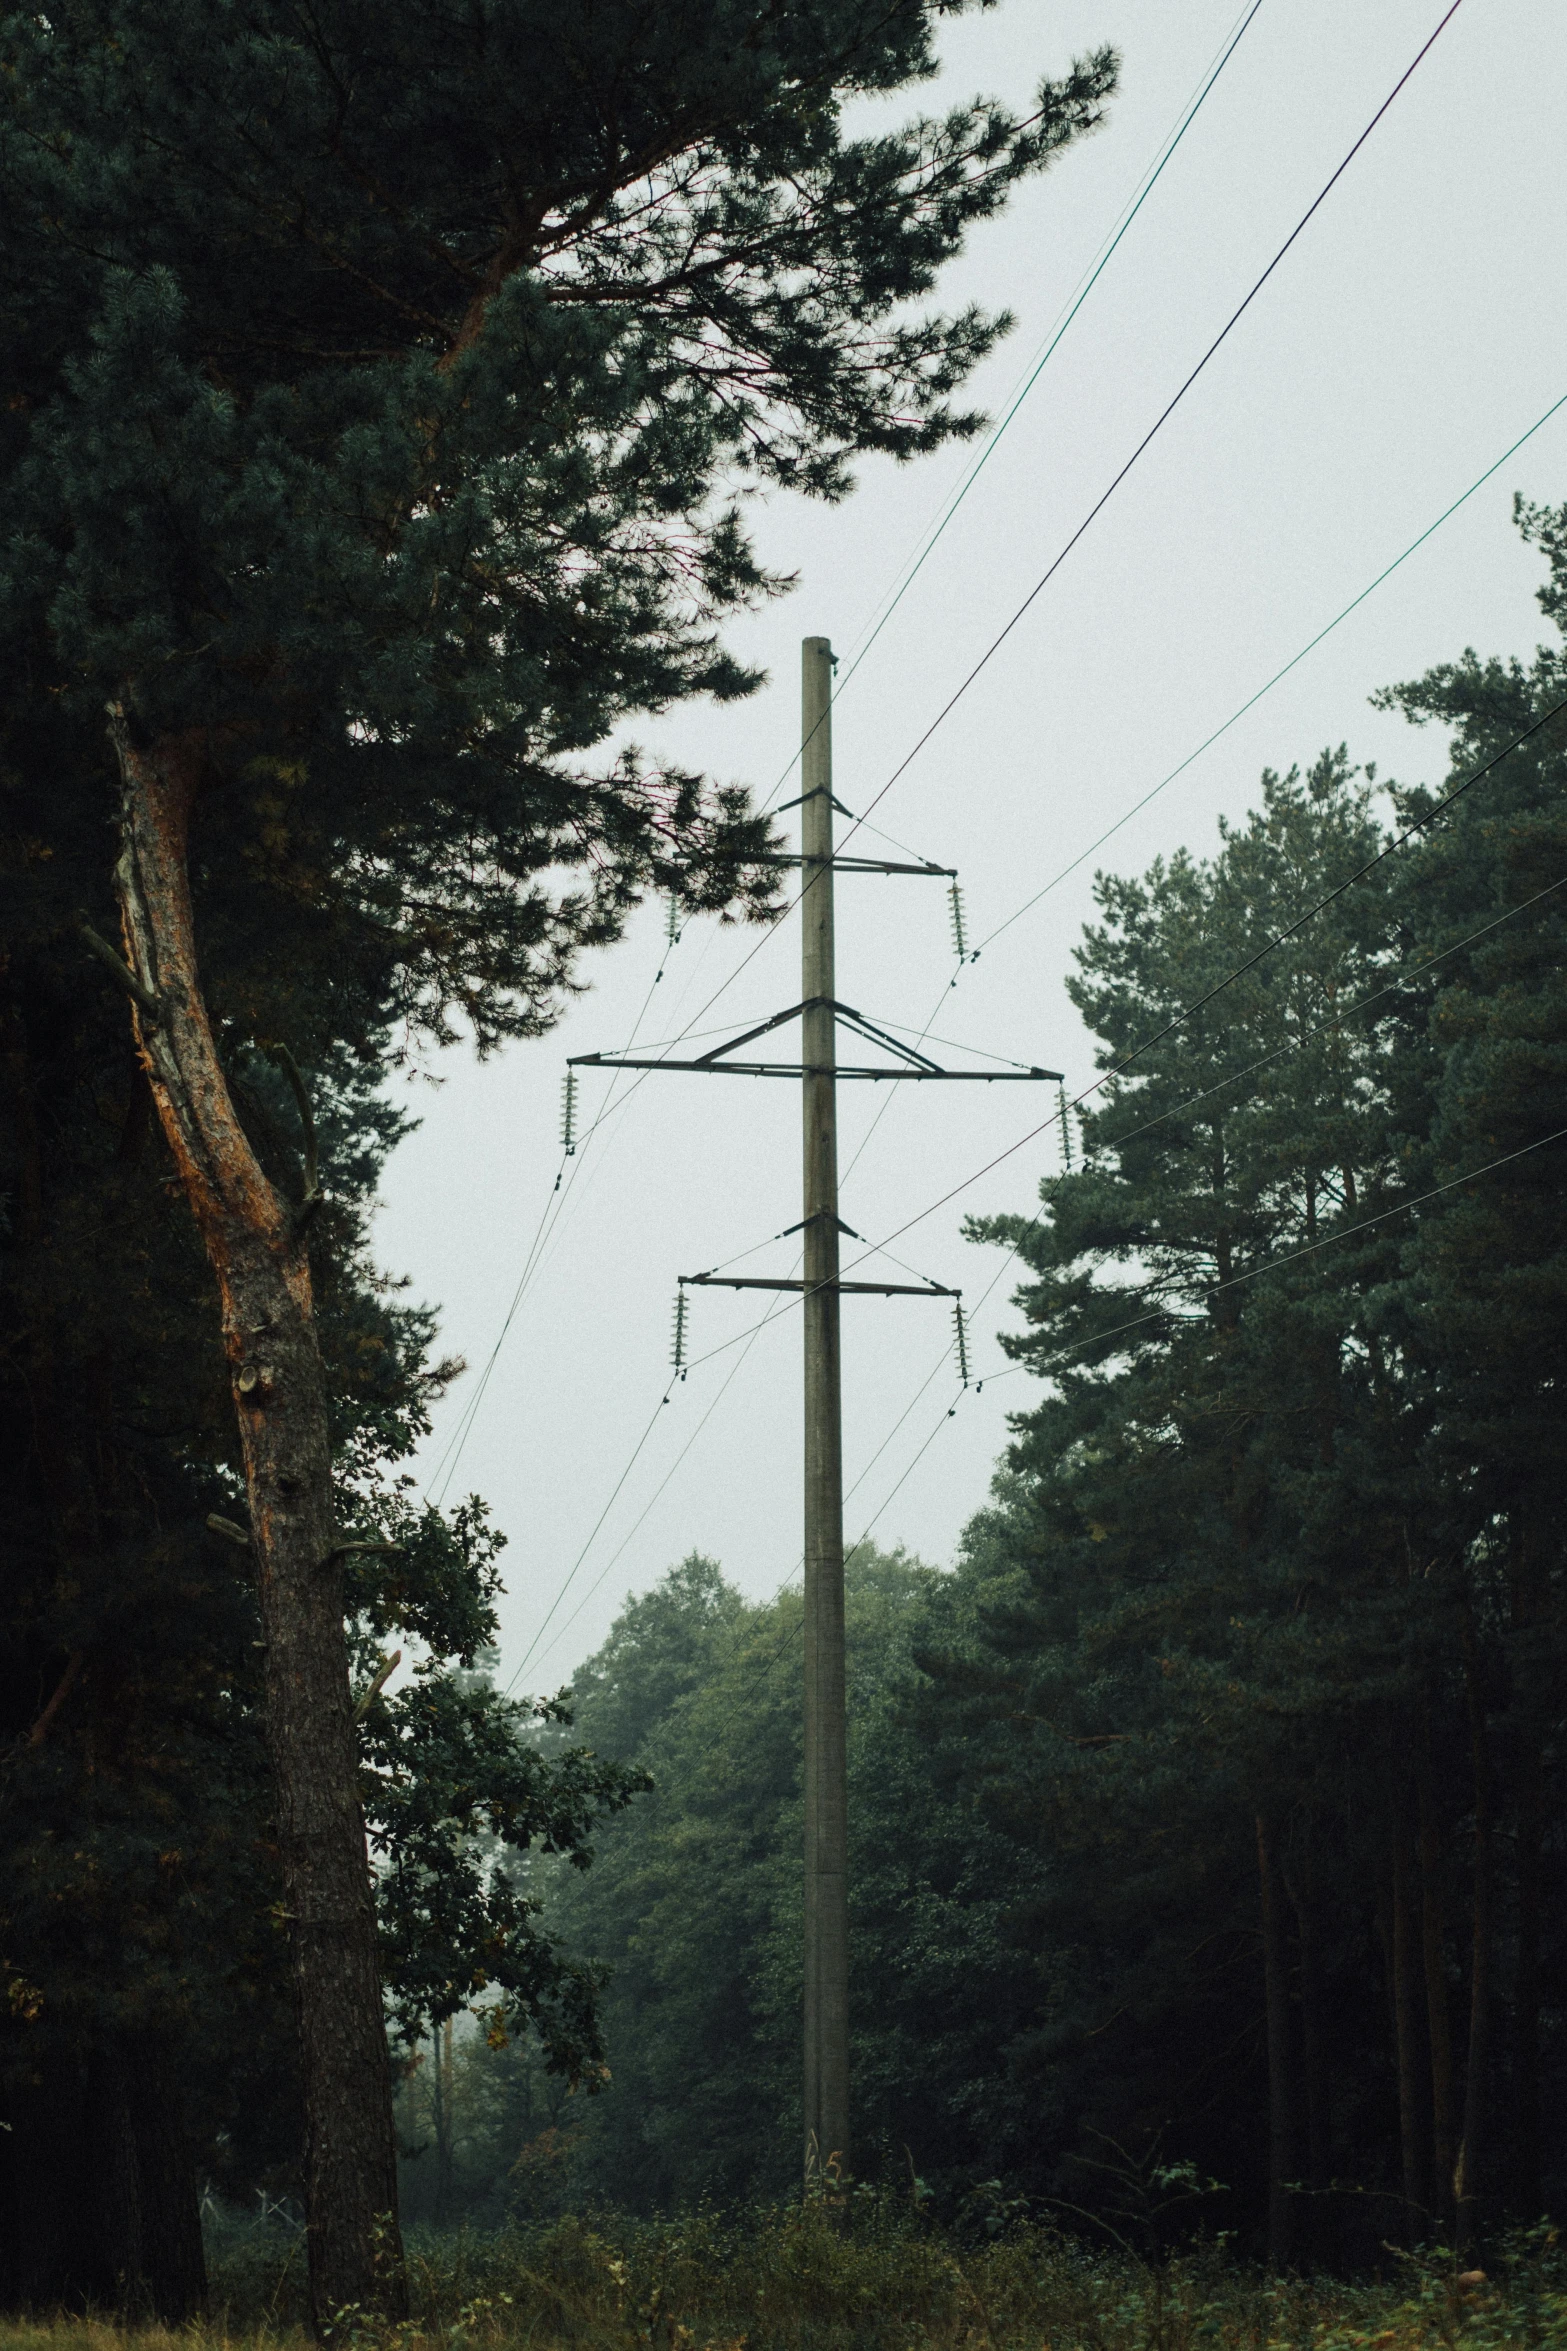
[1510,1505,1548,2220]
[1416,1763,1457,2230]
[1514,1738,1544,2218]
[0,2037,204,2318]
[1390,1816,1431,2236]
[1255,1814,1296,2269]
[1284,1859,1333,2270]
[105,712,405,2328]
[1456,1613,1493,2258]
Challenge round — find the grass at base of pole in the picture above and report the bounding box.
[6,2205,1564,2350]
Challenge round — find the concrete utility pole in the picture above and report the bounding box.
[799,637,849,2182]
[569,636,1059,2192]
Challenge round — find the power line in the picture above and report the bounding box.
[483,672,1559,1523]
[950,866,1567,1349]
[836,689,1567,1276]
[980,1121,1567,1384]
[694,1110,1567,1733]
[833,0,1469,852]
[431,343,1556,1511]
[823,388,1567,1209]
[589,0,1471,1107]
[426,922,703,1504]
[509,727,1566,1697]
[516,1265,803,1685]
[589,377,1567,1233]
[970,385,1567,955]
[669,693,1567,1377]
[732,3,1267,835]
[477,3,1483,1684]
[701,1374,971,1737]
[504,1386,677,1688]
[816,0,1269,728]
[571,4,1287,1065]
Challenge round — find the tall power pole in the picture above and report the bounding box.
[799,636,849,2180]
[570,636,1058,2188]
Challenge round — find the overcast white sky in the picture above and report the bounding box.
[376,0,1567,1694]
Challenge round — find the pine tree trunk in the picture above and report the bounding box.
[107,716,405,2329]
[1285,1862,1332,2269]
[1416,1768,1457,2231]
[1514,1738,1544,2218]
[0,2037,205,2319]
[433,2018,455,2229]
[1456,1618,1493,2258]
[1390,1819,1430,2236]
[97,2036,209,2322]
[1509,1507,1547,2221]
[1256,1814,1295,2268]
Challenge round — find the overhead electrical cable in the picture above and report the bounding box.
[425,941,678,1503]
[830,0,1469,855]
[971,385,1567,954]
[511,1266,804,1687]
[830,686,1567,1276]
[977,1122,1567,1384]
[834,390,1567,1198]
[509,800,1567,1699]
[702,1113,1567,1726]
[668,693,1567,1377]
[946,866,1567,1346]
[484,0,1481,1685]
[812,0,1269,727]
[704,1374,972,1734]
[591,0,1470,1091]
[505,1387,676,1685]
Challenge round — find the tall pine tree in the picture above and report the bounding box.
[0,0,1115,2313]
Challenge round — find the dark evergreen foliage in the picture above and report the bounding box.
[0,0,1115,1054]
[0,0,1117,2309]
[424,506,1567,2261]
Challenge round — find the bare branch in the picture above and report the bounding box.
[353,1648,402,1722]
[323,1540,405,1567]
[78,918,164,1022]
[267,1043,321,1212]
[28,1652,84,1747]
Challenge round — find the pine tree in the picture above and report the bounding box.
[0,806,639,2314]
[0,0,1115,2312]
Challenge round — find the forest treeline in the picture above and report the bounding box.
[1,0,1563,2308]
[403,509,1567,2268]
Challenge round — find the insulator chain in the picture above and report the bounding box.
[560,1069,578,1157]
[1057,1082,1073,1172]
[654,892,684,984]
[952,1300,970,1387]
[948,881,968,963]
[670,1285,689,1377]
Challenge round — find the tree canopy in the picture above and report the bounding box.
[421,498,1567,2262]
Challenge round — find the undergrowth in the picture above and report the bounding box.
[4,2204,1564,2350]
